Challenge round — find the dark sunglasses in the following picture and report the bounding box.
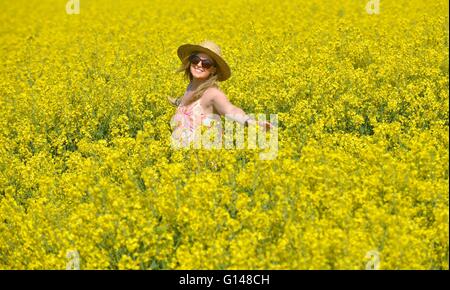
[189,54,216,69]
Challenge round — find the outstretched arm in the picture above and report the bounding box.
[212,90,273,129]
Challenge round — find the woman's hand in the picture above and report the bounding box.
[167,96,180,107]
[258,120,274,130]
[246,118,274,130]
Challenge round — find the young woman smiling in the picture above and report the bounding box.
[168,40,272,147]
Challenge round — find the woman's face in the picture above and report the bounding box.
[190,52,217,80]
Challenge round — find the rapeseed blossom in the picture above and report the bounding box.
[0,0,448,269]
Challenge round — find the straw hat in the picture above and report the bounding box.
[177,40,231,81]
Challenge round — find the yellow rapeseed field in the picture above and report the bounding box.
[0,0,448,269]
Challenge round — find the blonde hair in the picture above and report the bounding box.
[176,54,219,104]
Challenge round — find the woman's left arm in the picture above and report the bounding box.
[212,90,273,129]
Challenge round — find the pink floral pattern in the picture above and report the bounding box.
[171,99,223,148]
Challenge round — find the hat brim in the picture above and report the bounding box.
[177,44,231,81]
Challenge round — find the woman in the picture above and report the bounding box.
[169,40,272,148]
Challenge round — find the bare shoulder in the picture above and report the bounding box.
[203,87,227,103]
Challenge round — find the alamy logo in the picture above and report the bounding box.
[66,0,80,15]
[66,250,80,270]
[366,0,380,15]
[170,113,278,160]
[365,250,381,270]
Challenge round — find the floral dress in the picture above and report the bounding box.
[170,99,223,148]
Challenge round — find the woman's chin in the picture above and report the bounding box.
[192,74,209,80]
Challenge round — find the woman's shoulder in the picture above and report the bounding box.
[204,85,223,94]
[203,86,226,100]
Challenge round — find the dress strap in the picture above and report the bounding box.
[191,98,202,107]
